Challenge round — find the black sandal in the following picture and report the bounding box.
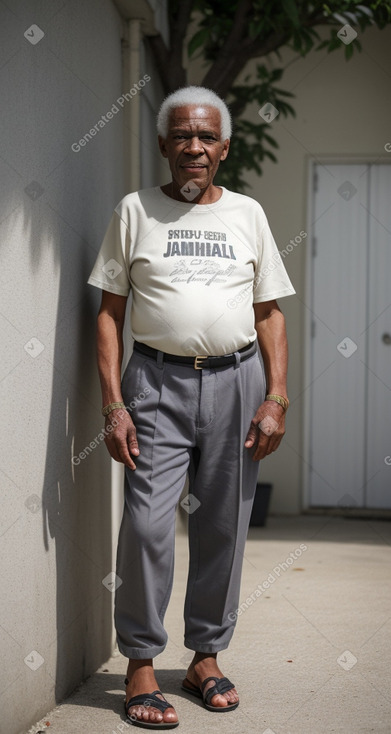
[181,675,239,712]
[124,678,179,729]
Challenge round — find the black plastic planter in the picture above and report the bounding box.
[249,482,273,527]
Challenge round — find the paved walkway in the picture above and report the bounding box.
[28,516,391,734]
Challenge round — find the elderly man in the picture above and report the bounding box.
[88,85,295,728]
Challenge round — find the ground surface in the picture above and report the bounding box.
[28,515,391,734]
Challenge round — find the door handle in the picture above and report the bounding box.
[382,333,391,345]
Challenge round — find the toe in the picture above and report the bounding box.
[164,707,178,723]
[149,708,163,723]
[226,687,239,703]
[145,707,163,723]
[154,708,165,722]
[210,692,228,708]
[128,705,140,721]
[128,705,164,723]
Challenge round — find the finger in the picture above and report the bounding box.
[254,429,284,460]
[268,425,285,450]
[106,435,137,470]
[244,427,257,447]
[109,444,137,470]
[251,429,270,460]
[127,428,140,457]
[253,439,270,461]
[254,423,277,460]
[104,438,122,463]
[244,418,261,447]
[116,439,138,470]
[268,433,283,453]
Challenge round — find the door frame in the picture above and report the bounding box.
[302,154,391,510]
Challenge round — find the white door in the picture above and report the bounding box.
[308,163,391,509]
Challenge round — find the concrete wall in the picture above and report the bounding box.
[0,2,126,732]
[187,24,391,514]
[140,40,170,189]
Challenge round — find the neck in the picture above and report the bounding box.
[161,181,223,205]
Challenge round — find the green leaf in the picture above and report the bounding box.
[263,133,279,148]
[281,0,301,27]
[182,0,391,192]
[344,39,355,59]
[264,150,278,163]
[270,68,284,81]
[316,39,330,50]
[188,28,209,57]
[275,89,295,98]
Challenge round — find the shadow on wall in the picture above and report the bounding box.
[40,234,113,702]
[22,166,115,702]
[0,2,126,723]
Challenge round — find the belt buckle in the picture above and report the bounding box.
[194,355,208,370]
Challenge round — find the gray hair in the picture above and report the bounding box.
[157,86,232,141]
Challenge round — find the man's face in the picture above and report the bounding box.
[158,105,230,195]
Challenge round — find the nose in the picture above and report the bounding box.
[184,136,204,155]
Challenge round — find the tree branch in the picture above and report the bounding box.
[172,0,194,40]
[221,0,253,54]
[202,8,334,97]
[169,0,193,70]
[146,0,194,94]
[202,49,253,98]
[201,0,254,96]
[246,10,336,59]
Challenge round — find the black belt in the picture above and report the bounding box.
[133,340,257,370]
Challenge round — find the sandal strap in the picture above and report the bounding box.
[201,676,235,706]
[125,690,173,714]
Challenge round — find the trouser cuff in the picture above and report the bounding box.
[184,637,231,654]
[116,638,167,659]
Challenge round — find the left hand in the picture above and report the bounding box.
[244,400,286,461]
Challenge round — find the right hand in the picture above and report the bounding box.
[104,408,140,470]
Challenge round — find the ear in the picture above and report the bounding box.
[158,135,168,158]
[220,139,230,161]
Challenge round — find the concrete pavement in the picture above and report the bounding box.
[27,515,391,734]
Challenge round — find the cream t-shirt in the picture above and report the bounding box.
[87,186,295,356]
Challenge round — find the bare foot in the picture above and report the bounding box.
[184,652,239,708]
[125,659,178,726]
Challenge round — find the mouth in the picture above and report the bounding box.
[180,164,206,169]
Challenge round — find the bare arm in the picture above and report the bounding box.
[96,290,139,470]
[253,300,288,396]
[244,300,289,460]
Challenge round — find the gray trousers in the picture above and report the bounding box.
[114,345,266,659]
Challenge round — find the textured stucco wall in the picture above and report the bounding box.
[0,1,126,732]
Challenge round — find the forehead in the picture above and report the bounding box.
[167,104,221,131]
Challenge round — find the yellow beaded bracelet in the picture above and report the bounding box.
[265,394,289,412]
[102,401,125,416]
